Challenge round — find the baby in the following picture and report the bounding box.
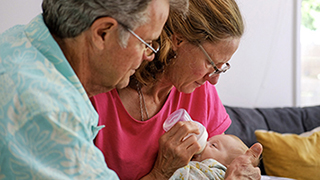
[170,134,248,180]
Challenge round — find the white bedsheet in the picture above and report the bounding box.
[261,175,295,180]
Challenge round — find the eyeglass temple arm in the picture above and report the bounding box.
[199,44,219,71]
[128,29,157,53]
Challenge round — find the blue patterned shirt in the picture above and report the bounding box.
[0,15,119,179]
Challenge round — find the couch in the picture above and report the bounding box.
[224,105,320,176]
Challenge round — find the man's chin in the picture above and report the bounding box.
[115,79,130,90]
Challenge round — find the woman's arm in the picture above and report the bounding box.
[140,121,201,180]
[225,143,263,180]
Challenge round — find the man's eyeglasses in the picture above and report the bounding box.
[198,44,230,77]
[127,29,160,57]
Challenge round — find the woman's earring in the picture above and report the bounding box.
[168,51,177,63]
[173,51,177,59]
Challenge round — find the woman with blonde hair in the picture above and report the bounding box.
[91,0,262,179]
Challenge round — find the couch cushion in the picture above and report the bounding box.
[255,128,320,180]
[257,107,305,134]
[224,106,268,147]
[303,105,320,131]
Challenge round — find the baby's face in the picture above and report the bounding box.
[193,134,248,166]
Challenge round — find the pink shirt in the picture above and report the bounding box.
[91,82,231,180]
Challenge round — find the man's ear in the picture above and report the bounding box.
[90,17,118,50]
[171,33,185,51]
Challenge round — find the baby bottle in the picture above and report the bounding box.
[163,109,208,154]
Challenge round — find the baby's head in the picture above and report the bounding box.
[192,134,248,167]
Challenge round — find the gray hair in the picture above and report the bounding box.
[42,0,188,47]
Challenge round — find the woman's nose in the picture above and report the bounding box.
[205,74,220,85]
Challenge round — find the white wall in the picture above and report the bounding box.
[216,0,300,108]
[0,0,300,108]
[0,0,42,33]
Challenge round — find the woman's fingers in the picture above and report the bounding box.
[165,121,200,141]
[247,143,263,167]
[224,143,263,180]
[153,121,201,178]
[161,121,201,158]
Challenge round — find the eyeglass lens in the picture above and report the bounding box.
[209,63,230,76]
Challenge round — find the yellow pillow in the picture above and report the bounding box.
[255,129,320,180]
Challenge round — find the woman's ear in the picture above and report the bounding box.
[171,33,184,51]
[90,17,118,50]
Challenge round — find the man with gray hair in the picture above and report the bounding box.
[0,0,188,179]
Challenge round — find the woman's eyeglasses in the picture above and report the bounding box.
[198,44,230,77]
